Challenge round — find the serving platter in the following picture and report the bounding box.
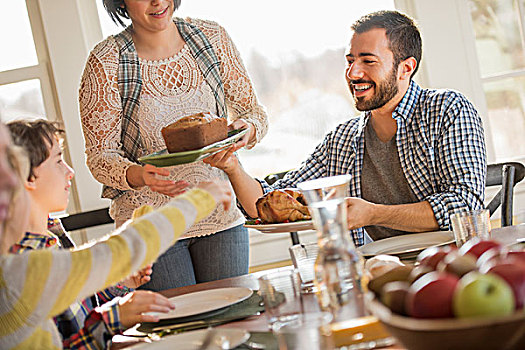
[139,128,248,167]
[358,231,455,258]
[244,220,315,233]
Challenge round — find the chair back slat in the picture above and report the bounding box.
[485,162,524,227]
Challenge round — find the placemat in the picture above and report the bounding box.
[138,290,264,334]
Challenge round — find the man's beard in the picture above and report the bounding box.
[352,66,399,111]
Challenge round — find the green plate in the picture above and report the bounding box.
[139,128,248,167]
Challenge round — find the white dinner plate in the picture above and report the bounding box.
[358,231,455,258]
[244,220,315,233]
[130,328,250,350]
[146,287,252,320]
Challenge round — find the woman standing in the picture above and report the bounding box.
[79,0,268,291]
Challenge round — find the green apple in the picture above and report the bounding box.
[453,272,515,318]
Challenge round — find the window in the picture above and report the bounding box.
[0,79,45,121]
[96,0,395,178]
[0,0,58,123]
[468,0,525,160]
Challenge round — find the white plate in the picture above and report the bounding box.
[147,287,252,320]
[358,231,455,258]
[131,328,250,350]
[244,220,314,233]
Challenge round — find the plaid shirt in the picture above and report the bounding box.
[259,81,487,246]
[102,17,227,200]
[9,230,124,349]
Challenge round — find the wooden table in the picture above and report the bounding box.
[116,224,525,348]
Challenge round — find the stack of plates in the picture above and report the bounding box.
[358,231,455,261]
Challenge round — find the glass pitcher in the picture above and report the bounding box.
[298,175,366,322]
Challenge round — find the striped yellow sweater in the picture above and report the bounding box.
[0,189,216,349]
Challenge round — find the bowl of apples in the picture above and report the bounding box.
[365,238,525,350]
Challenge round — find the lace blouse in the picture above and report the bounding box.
[79,18,268,237]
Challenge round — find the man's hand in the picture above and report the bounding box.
[196,180,233,211]
[118,290,176,328]
[141,164,189,196]
[345,197,376,230]
[119,264,153,289]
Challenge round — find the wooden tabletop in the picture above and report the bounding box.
[115,224,525,348]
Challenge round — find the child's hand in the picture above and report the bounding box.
[119,264,153,289]
[195,181,233,210]
[118,290,175,328]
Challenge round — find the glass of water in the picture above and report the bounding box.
[450,209,491,247]
[258,269,304,328]
[289,243,319,293]
[272,311,334,350]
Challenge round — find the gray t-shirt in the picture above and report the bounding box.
[361,121,418,241]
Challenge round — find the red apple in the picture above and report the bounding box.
[408,264,434,284]
[417,245,456,270]
[380,281,410,316]
[437,250,477,277]
[458,238,501,259]
[480,259,525,309]
[478,247,525,268]
[406,272,459,318]
[477,246,504,268]
[506,250,525,265]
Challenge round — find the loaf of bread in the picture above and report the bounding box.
[161,112,228,153]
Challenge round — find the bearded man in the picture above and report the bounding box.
[205,10,487,246]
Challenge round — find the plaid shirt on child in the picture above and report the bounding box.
[258,81,487,247]
[9,227,124,349]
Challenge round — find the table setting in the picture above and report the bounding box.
[115,174,525,350]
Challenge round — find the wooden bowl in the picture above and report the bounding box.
[367,294,525,350]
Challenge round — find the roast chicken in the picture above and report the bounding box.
[256,189,311,224]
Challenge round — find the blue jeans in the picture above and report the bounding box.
[139,224,249,292]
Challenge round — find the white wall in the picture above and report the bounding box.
[38,0,108,215]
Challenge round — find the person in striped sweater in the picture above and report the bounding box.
[0,121,232,349]
[7,119,174,348]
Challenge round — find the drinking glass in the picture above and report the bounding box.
[258,269,304,328]
[289,243,319,292]
[272,312,334,350]
[450,209,491,247]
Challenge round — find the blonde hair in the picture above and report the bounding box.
[0,145,30,253]
[7,145,30,197]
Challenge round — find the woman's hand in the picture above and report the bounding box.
[119,264,153,289]
[203,146,239,175]
[127,164,189,197]
[228,119,255,151]
[118,290,176,328]
[196,180,233,211]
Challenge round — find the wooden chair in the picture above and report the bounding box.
[485,162,525,227]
